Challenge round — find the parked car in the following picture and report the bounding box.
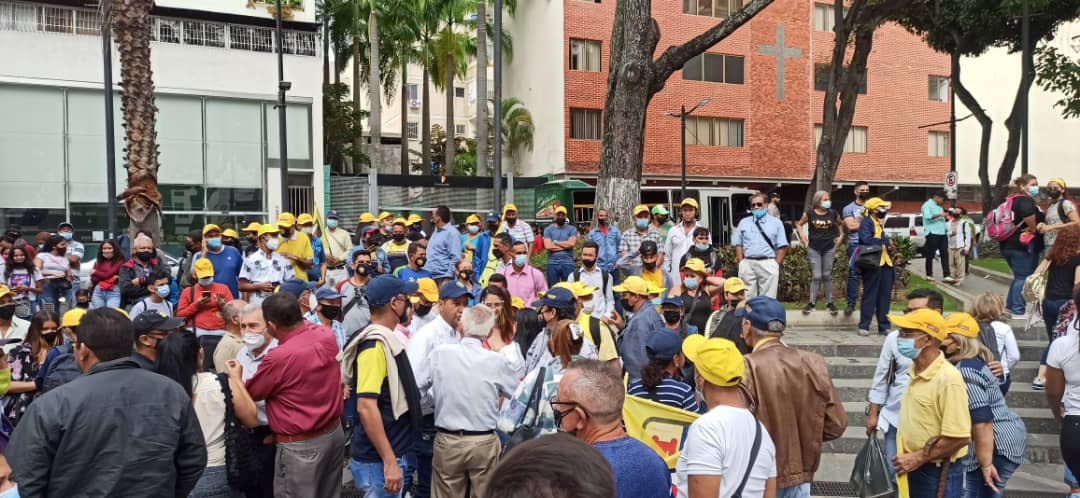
[79,246,181,290]
[881,213,926,248]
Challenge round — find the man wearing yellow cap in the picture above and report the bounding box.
[240,221,262,257]
[612,276,665,380]
[619,204,662,273]
[382,218,412,274]
[889,308,971,497]
[193,223,243,297]
[499,203,534,246]
[0,285,29,355]
[274,212,315,281]
[677,335,778,497]
[462,214,491,283]
[239,224,295,305]
[297,213,327,284]
[662,198,705,281]
[544,205,578,284]
[733,193,789,299]
[554,281,617,363]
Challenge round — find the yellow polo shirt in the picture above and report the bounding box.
[641,268,663,289]
[277,231,314,281]
[577,312,618,362]
[897,353,970,461]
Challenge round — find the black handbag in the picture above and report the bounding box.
[855,244,883,271]
[502,367,546,456]
[216,373,263,492]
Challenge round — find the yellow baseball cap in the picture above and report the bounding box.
[61,308,87,328]
[682,258,706,274]
[406,214,423,225]
[889,308,947,341]
[554,281,596,298]
[681,198,699,209]
[554,206,568,215]
[241,222,262,233]
[202,224,222,235]
[296,213,315,226]
[724,277,747,294]
[194,258,215,279]
[0,285,13,300]
[503,203,518,215]
[613,276,649,296]
[378,211,393,221]
[410,278,439,303]
[276,212,296,227]
[257,224,280,237]
[1048,177,1067,190]
[945,312,980,339]
[633,204,650,216]
[394,217,407,226]
[222,228,239,239]
[511,296,526,310]
[864,197,892,211]
[466,214,481,224]
[682,335,744,387]
[647,283,666,296]
[359,212,377,223]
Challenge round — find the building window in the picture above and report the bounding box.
[814,64,867,94]
[928,131,949,157]
[407,122,419,139]
[686,117,744,147]
[570,108,602,140]
[574,0,601,4]
[487,80,494,100]
[683,0,743,18]
[928,75,950,102]
[813,3,836,32]
[454,87,465,98]
[407,84,419,102]
[570,39,602,72]
[683,53,744,84]
[455,124,466,135]
[815,125,868,153]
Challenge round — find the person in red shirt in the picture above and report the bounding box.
[175,258,233,370]
[244,293,345,498]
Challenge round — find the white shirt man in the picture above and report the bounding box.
[239,226,294,306]
[322,210,353,287]
[663,199,705,280]
[567,244,615,319]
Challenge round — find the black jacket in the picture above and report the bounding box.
[7,358,207,498]
[118,258,167,308]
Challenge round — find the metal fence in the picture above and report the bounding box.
[0,0,317,57]
[288,184,314,215]
[329,175,538,224]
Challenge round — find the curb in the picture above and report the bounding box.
[968,264,1013,285]
[906,265,976,308]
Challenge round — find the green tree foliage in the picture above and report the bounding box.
[1036,44,1080,119]
[323,82,369,173]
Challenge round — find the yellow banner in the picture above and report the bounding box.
[622,394,700,470]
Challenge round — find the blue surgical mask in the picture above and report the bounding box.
[821,201,832,210]
[752,208,767,219]
[60,232,73,240]
[684,277,699,290]
[514,254,527,267]
[468,225,480,234]
[327,219,339,229]
[1027,186,1040,197]
[694,243,710,252]
[651,297,662,306]
[206,237,223,250]
[156,285,171,298]
[636,218,650,229]
[897,337,922,359]
[198,277,214,287]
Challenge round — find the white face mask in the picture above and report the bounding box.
[242,332,266,349]
[265,237,280,251]
[301,226,314,235]
[581,300,596,315]
[307,293,318,310]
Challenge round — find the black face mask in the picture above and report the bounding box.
[598,219,608,226]
[492,248,505,260]
[662,310,682,325]
[281,229,293,238]
[415,257,427,268]
[857,192,869,201]
[320,305,341,319]
[76,301,90,309]
[1048,189,1063,199]
[487,224,499,234]
[506,217,517,225]
[657,215,668,224]
[43,332,58,344]
[555,217,567,226]
[620,298,633,311]
[459,271,472,281]
[392,233,406,242]
[582,258,596,269]
[397,302,411,324]
[0,304,15,320]
[415,304,433,317]
[875,209,888,218]
[135,251,153,262]
[643,260,657,270]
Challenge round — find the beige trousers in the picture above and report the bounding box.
[950,248,966,281]
[431,431,501,498]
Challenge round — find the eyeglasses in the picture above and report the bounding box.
[550,401,585,426]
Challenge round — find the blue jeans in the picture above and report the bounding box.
[907,461,964,498]
[39,280,67,311]
[546,260,574,285]
[411,414,436,498]
[189,465,241,498]
[351,455,416,498]
[1042,297,1070,365]
[963,453,1019,498]
[776,482,810,498]
[1002,248,1038,315]
[846,243,861,308]
[884,426,898,488]
[859,265,895,333]
[90,287,121,310]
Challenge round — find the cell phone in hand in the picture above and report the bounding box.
[201,291,211,300]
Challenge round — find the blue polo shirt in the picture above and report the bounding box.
[733,215,788,259]
[196,246,243,297]
[543,224,578,265]
[842,201,864,245]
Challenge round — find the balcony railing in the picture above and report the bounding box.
[0,0,317,57]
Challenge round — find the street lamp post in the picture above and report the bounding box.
[665,98,710,201]
[275,0,291,213]
[101,0,117,239]
[493,0,503,211]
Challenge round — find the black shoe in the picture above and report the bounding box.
[802,303,815,315]
[844,305,855,317]
[826,302,838,316]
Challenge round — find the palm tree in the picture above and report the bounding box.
[110,0,161,241]
[367,1,381,171]
[500,97,534,175]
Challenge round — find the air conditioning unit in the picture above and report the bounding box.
[409,99,421,108]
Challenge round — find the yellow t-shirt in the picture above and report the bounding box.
[641,268,663,289]
[277,231,315,281]
[898,353,970,461]
[577,312,618,362]
[356,344,388,395]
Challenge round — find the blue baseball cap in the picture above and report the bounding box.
[439,281,471,300]
[278,278,318,298]
[533,287,576,311]
[314,287,342,301]
[646,329,684,360]
[366,275,419,307]
[661,292,683,307]
[326,210,340,220]
[485,210,500,223]
[734,296,787,331]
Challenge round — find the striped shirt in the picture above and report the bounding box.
[500,220,535,245]
[955,358,1028,471]
[627,374,703,413]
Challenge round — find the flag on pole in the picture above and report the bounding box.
[311,201,324,239]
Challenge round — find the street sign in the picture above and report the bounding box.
[944,171,958,199]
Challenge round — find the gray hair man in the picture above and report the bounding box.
[420,304,521,498]
[213,299,248,372]
[119,234,167,309]
[555,359,671,497]
[733,193,789,298]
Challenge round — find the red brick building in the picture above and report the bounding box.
[506,0,952,209]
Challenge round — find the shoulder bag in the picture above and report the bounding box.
[854,244,884,272]
[732,417,763,498]
[502,367,546,456]
[216,373,263,492]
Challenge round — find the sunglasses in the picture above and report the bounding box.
[550,401,585,426]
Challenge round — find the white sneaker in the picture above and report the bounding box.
[943,276,955,283]
[1006,311,1030,321]
[857,329,871,337]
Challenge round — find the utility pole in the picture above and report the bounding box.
[1020,0,1030,176]
[275,0,291,212]
[664,98,710,202]
[949,75,957,208]
[101,0,117,239]
[492,0,503,211]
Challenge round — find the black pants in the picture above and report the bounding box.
[1062,416,1080,483]
[924,234,951,278]
[245,426,276,498]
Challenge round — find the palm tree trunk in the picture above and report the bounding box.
[422,66,431,173]
[475,1,487,176]
[368,10,382,172]
[400,65,409,175]
[113,0,161,243]
[351,33,362,175]
[445,48,455,172]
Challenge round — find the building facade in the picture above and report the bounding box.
[0,0,323,255]
[505,0,952,198]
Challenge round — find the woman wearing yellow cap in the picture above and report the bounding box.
[856,198,896,336]
[1038,178,1079,249]
[940,313,1027,497]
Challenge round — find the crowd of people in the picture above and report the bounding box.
[0,178,1075,498]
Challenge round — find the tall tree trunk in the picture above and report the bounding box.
[401,66,410,174]
[948,46,994,214]
[596,0,775,227]
[351,34,362,175]
[476,1,488,176]
[368,11,382,172]
[113,0,162,243]
[422,66,432,174]
[322,15,330,87]
[445,46,456,173]
[992,46,1036,209]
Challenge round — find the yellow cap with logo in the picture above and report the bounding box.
[682,335,744,387]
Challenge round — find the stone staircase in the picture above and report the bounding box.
[784,321,1071,497]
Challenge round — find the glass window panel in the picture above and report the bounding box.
[160,213,206,255]
[160,185,205,211]
[68,203,126,244]
[0,85,65,208]
[0,209,66,236]
[683,55,703,81]
[725,55,744,84]
[266,103,312,163]
[683,0,693,14]
[814,64,830,91]
[206,100,263,188]
[155,95,204,185]
[586,41,601,71]
[814,125,823,145]
[570,40,582,70]
[67,90,125,203]
[729,120,744,147]
[698,0,711,17]
[703,54,725,83]
[695,119,711,146]
[207,188,263,212]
